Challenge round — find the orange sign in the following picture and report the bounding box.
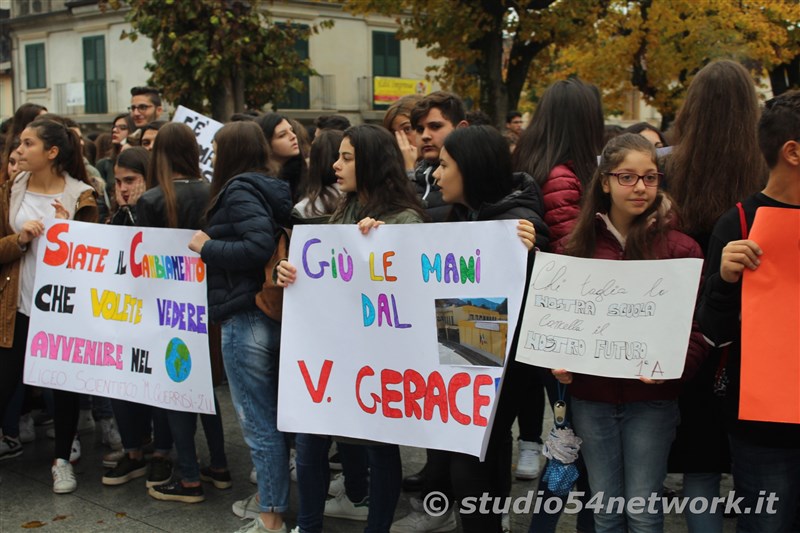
[740,207,800,423]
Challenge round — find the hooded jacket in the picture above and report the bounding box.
[201,172,293,323]
[450,172,550,252]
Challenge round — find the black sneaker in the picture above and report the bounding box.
[199,466,232,490]
[146,457,173,488]
[102,455,148,486]
[148,480,205,503]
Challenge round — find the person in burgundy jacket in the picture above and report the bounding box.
[553,134,709,533]
[512,78,604,251]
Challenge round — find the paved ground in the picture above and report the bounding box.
[0,384,736,532]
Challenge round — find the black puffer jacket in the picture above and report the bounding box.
[412,160,450,222]
[449,172,550,252]
[201,172,292,322]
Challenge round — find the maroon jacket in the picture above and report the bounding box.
[568,215,709,404]
[542,163,582,252]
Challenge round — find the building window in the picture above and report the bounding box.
[83,36,107,113]
[277,24,310,110]
[25,43,46,90]
[372,31,400,77]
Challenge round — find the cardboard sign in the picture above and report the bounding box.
[740,207,800,423]
[171,105,222,182]
[278,221,527,458]
[516,252,703,379]
[24,220,215,414]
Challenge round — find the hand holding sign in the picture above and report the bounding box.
[720,239,763,283]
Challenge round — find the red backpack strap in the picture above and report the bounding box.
[736,201,748,239]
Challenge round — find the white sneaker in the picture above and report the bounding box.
[515,440,542,480]
[0,435,23,460]
[45,427,55,439]
[289,449,297,483]
[99,418,122,450]
[390,497,457,532]
[232,492,260,520]
[324,491,368,521]
[249,466,257,485]
[52,458,77,493]
[70,436,81,464]
[76,409,95,434]
[19,414,35,443]
[328,472,345,497]
[234,517,286,533]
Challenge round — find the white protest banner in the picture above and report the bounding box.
[171,105,222,181]
[278,221,527,458]
[516,252,702,380]
[24,219,215,414]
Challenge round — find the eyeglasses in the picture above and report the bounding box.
[604,172,662,187]
[111,124,128,131]
[128,104,154,113]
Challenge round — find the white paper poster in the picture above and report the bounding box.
[24,219,215,414]
[515,252,703,380]
[279,221,527,458]
[171,105,222,182]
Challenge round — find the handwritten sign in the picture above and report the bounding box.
[171,106,222,182]
[515,252,702,379]
[278,221,527,459]
[740,207,800,423]
[24,220,215,414]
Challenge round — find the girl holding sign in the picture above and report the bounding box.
[553,133,708,533]
[276,124,424,533]
[0,117,98,493]
[389,125,541,533]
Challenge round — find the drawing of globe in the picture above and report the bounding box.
[165,338,191,383]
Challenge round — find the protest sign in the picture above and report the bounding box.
[24,219,215,414]
[278,221,527,458]
[515,252,703,379]
[171,105,222,181]
[740,207,800,423]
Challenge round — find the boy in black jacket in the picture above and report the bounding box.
[698,90,800,532]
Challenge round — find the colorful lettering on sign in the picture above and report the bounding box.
[90,289,143,324]
[420,250,481,284]
[354,366,492,427]
[156,299,208,334]
[369,251,397,282]
[43,223,109,272]
[361,293,411,329]
[301,239,354,282]
[129,231,205,282]
[28,331,123,370]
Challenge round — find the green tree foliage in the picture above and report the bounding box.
[102,0,332,121]
[528,0,800,129]
[345,0,605,127]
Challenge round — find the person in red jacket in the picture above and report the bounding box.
[553,133,709,533]
[512,78,604,251]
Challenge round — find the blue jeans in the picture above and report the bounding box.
[683,472,722,533]
[295,434,401,533]
[166,394,227,482]
[729,435,800,533]
[222,310,289,513]
[572,398,679,533]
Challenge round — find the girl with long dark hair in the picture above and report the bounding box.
[0,117,97,493]
[256,112,307,202]
[512,78,604,250]
[292,129,343,224]
[189,120,293,532]
[554,134,708,533]
[277,124,425,533]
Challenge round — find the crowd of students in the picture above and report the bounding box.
[0,59,799,533]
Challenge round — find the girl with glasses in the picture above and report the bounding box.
[552,133,708,533]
